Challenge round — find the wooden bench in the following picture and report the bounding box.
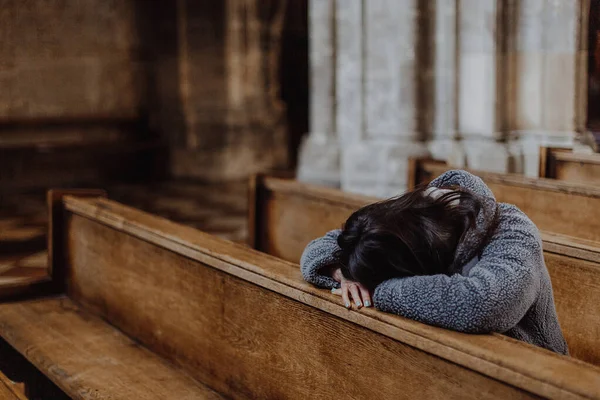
[0,190,599,398]
[540,147,600,186]
[249,174,600,367]
[408,158,600,242]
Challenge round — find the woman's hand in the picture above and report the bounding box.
[330,268,372,309]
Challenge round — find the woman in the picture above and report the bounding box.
[300,170,568,354]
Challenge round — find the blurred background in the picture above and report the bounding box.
[0,0,598,248]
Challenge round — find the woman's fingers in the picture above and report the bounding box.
[348,284,363,308]
[359,285,372,307]
[341,282,352,309]
[332,281,371,310]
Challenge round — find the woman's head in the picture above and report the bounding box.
[335,186,483,290]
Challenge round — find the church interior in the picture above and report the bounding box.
[1,1,600,399]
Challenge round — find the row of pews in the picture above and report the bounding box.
[0,163,599,398]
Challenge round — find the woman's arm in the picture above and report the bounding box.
[429,170,496,199]
[300,229,342,289]
[372,205,542,333]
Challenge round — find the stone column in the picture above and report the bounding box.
[335,0,363,145]
[341,0,429,197]
[171,0,289,181]
[457,0,510,173]
[507,0,588,176]
[430,0,462,164]
[297,0,340,187]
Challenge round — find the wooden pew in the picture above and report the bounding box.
[407,158,600,242]
[249,174,600,368]
[540,146,600,186]
[1,192,599,398]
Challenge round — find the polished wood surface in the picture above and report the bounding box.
[408,158,600,241]
[53,195,600,399]
[250,175,600,366]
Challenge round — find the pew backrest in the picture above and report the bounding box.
[540,146,600,186]
[249,174,600,366]
[408,158,600,241]
[55,193,600,399]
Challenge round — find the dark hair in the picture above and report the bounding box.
[335,186,482,290]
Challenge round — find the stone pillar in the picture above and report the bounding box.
[297,0,340,187]
[507,0,588,176]
[430,0,461,164]
[171,0,289,181]
[364,0,419,140]
[335,0,363,144]
[341,0,429,197]
[457,0,510,173]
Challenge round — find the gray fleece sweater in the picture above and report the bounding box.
[300,170,568,355]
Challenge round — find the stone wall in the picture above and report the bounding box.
[0,0,144,122]
[165,0,289,181]
[299,0,590,196]
[0,0,293,183]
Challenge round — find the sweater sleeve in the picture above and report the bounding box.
[429,170,495,200]
[300,229,342,289]
[372,205,542,333]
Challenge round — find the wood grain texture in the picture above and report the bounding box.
[47,189,107,290]
[0,381,20,400]
[409,158,600,241]
[59,197,600,399]
[0,297,223,400]
[545,252,600,363]
[64,216,533,400]
[251,176,600,366]
[0,250,50,301]
[0,370,24,400]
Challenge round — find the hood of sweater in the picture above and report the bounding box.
[451,195,499,271]
[427,170,500,271]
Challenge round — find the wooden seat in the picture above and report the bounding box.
[248,175,600,366]
[408,158,600,241]
[0,297,223,400]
